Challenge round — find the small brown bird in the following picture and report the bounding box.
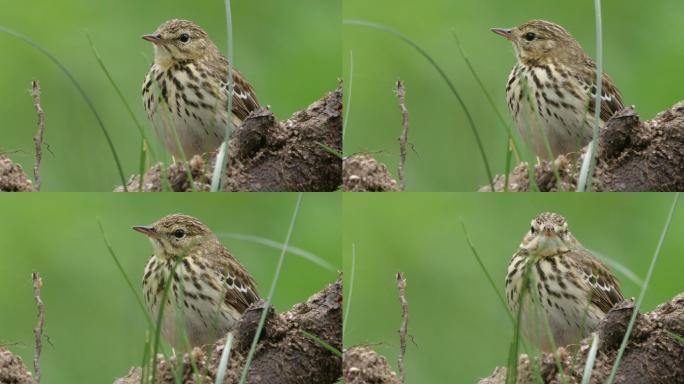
[492,20,624,159]
[505,212,624,351]
[134,214,259,349]
[142,19,259,159]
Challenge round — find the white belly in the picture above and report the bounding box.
[143,64,238,159]
[506,255,604,351]
[143,256,241,350]
[506,65,596,159]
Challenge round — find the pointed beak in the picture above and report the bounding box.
[541,226,556,238]
[133,225,157,237]
[491,28,513,40]
[142,34,162,44]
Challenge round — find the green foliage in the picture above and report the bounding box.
[606,193,679,383]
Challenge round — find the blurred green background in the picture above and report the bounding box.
[0,0,340,191]
[0,193,340,383]
[343,0,684,191]
[343,193,683,382]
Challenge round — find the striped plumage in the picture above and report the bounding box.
[134,214,259,350]
[493,20,624,159]
[505,212,623,351]
[142,19,259,159]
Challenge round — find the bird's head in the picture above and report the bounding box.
[519,212,579,257]
[491,19,583,65]
[143,19,217,66]
[133,213,215,259]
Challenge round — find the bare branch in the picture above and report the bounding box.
[395,80,410,191]
[30,80,46,192]
[31,272,45,383]
[396,272,409,384]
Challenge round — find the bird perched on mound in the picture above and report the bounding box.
[492,20,624,159]
[142,19,259,159]
[505,212,624,351]
[134,213,259,349]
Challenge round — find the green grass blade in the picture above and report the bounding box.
[451,30,521,156]
[138,139,147,192]
[343,243,356,335]
[214,333,234,384]
[150,258,182,384]
[519,78,560,191]
[580,333,599,384]
[205,246,236,379]
[343,50,353,143]
[149,81,197,192]
[86,31,156,160]
[452,30,532,191]
[97,218,152,327]
[174,269,202,383]
[666,330,684,345]
[301,330,343,357]
[239,193,303,384]
[570,295,595,371]
[211,0,236,191]
[211,142,229,192]
[86,31,158,192]
[317,142,344,159]
[577,0,604,192]
[0,25,128,189]
[140,331,151,384]
[529,274,568,384]
[460,218,513,323]
[506,260,532,384]
[589,249,644,287]
[217,232,336,272]
[606,192,680,383]
[344,19,494,189]
[503,144,512,192]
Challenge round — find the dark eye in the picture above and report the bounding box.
[173,229,186,238]
[524,32,536,41]
[530,226,536,234]
[179,33,190,43]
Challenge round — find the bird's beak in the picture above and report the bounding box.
[142,34,162,44]
[491,28,513,40]
[133,225,157,237]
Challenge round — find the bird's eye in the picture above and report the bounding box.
[524,32,536,41]
[179,33,190,43]
[173,229,186,238]
[530,226,536,234]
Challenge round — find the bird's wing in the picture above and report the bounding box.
[577,60,624,122]
[209,248,260,313]
[213,56,260,121]
[220,265,260,313]
[570,248,624,313]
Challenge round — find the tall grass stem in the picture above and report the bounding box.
[239,193,303,384]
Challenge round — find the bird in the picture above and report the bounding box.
[505,212,624,351]
[492,20,624,159]
[141,19,259,159]
[133,213,259,350]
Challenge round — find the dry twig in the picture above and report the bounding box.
[30,80,45,192]
[31,272,45,383]
[396,272,409,384]
[395,81,410,191]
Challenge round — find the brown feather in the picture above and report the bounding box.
[567,247,624,313]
